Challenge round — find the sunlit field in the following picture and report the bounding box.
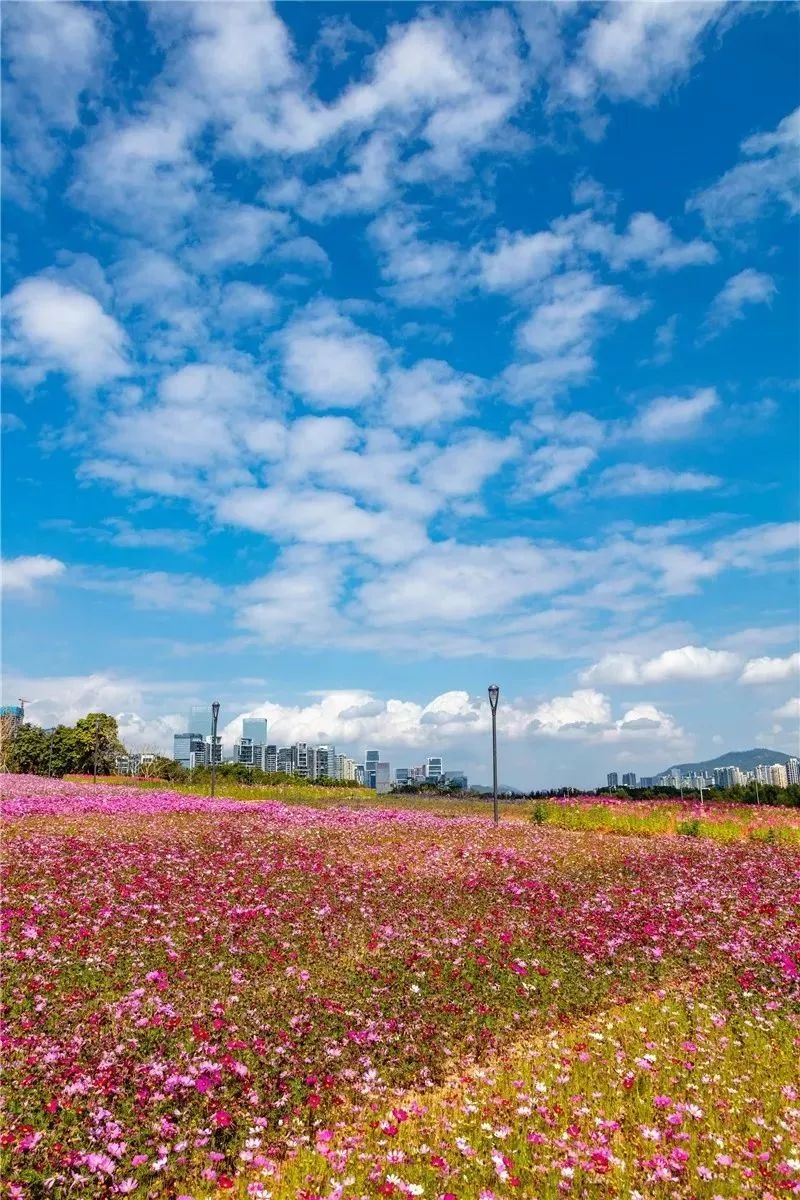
[2,775,798,1199]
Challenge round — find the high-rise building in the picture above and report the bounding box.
[375,762,391,794]
[639,777,654,788]
[365,749,380,789]
[622,772,637,787]
[242,717,268,745]
[354,764,365,785]
[395,768,410,785]
[606,772,619,788]
[786,758,799,785]
[294,743,312,778]
[410,765,426,782]
[234,738,266,770]
[755,763,770,784]
[770,763,788,788]
[265,745,278,773]
[276,746,296,775]
[336,754,356,781]
[174,733,208,769]
[426,756,443,782]
[313,744,337,780]
[188,706,213,737]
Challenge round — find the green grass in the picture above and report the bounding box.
[525,799,800,846]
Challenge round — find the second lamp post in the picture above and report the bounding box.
[211,701,220,797]
[488,684,500,825]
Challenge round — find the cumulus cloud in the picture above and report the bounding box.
[282,305,386,408]
[773,697,800,721]
[739,652,800,686]
[564,3,729,105]
[384,359,482,427]
[1,555,66,593]
[2,1,107,191]
[581,645,740,686]
[4,277,128,387]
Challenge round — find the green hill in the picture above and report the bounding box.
[660,748,792,776]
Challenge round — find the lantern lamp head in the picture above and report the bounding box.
[488,684,500,712]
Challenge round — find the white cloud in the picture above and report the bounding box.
[418,432,519,500]
[217,485,426,563]
[368,208,469,307]
[558,208,716,272]
[384,360,482,427]
[2,2,107,189]
[235,546,347,644]
[582,644,740,686]
[713,522,799,570]
[77,568,225,615]
[631,387,719,441]
[480,230,570,292]
[690,106,800,229]
[773,697,800,721]
[1,555,65,594]
[282,306,385,408]
[739,652,800,686]
[190,202,289,268]
[566,3,728,105]
[96,363,269,480]
[503,354,596,403]
[705,268,776,334]
[595,464,721,496]
[530,688,611,732]
[4,276,128,387]
[218,282,278,326]
[356,538,576,627]
[518,271,637,357]
[517,444,597,497]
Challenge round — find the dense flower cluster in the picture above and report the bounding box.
[2,775,798,1198]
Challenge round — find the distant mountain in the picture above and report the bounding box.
[660,748,792,776]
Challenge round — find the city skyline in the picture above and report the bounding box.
[2,3,798,788]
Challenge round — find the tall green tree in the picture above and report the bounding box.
[4,723,49,774]
[72,713,124,775]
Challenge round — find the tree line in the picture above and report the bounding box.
[1,713,123,776]
[0,714,355,788]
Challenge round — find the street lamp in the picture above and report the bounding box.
[211,701,220,797]
[488,684,500,825]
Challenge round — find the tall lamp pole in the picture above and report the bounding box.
[488,684,500,826]
[211,701,220,797]
[93,716,100,785]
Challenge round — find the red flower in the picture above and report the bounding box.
[213,1109,232,1127]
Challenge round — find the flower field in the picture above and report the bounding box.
[2,776,799,1199]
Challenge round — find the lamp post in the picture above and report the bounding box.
[211,701,220,797]
[488,684,500,826]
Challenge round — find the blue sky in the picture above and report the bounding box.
[2,1,799,787]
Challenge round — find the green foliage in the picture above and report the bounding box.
[3,723,50,774]
[530,800,550,825]
[3,715,121,777]
[677,817,702,837]
[72,713,124,775]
